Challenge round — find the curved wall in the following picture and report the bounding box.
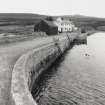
[11,33,79,105]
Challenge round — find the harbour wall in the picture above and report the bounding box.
[10,33,86,105]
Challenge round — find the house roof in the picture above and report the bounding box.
[62,20,73,24]
[35,19,57,27]
[42,20,57,27]
[56,17,73,24]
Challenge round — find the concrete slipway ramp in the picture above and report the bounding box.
[0,33,80,105]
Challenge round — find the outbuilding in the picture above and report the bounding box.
[34,20,58,35]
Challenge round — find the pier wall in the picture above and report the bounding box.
[10,33,84,105]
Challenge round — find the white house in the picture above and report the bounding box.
[54,17,78,33]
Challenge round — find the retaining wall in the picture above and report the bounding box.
[10,33,79,105]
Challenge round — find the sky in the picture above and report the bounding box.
[0,0,105,18]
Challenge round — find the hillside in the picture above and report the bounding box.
[0,13,104,34]
[0,13,47,26]
[0,13,47,34]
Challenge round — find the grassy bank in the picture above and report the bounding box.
[0,32,47,45]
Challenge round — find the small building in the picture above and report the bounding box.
[54,17,78,33]
[34,20,58,35]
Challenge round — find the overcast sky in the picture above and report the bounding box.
[0,0,105,18]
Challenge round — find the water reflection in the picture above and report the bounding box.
[33,33,105,105]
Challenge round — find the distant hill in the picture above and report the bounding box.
[0,13,104,34]
[0,13,46,19]
[0,13,47,26]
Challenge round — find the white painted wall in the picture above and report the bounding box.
[54,17,78,33]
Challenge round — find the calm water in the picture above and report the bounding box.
[32,32,105,105]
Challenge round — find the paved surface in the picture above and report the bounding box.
[0,34,78,105]
[0,37,54,105]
